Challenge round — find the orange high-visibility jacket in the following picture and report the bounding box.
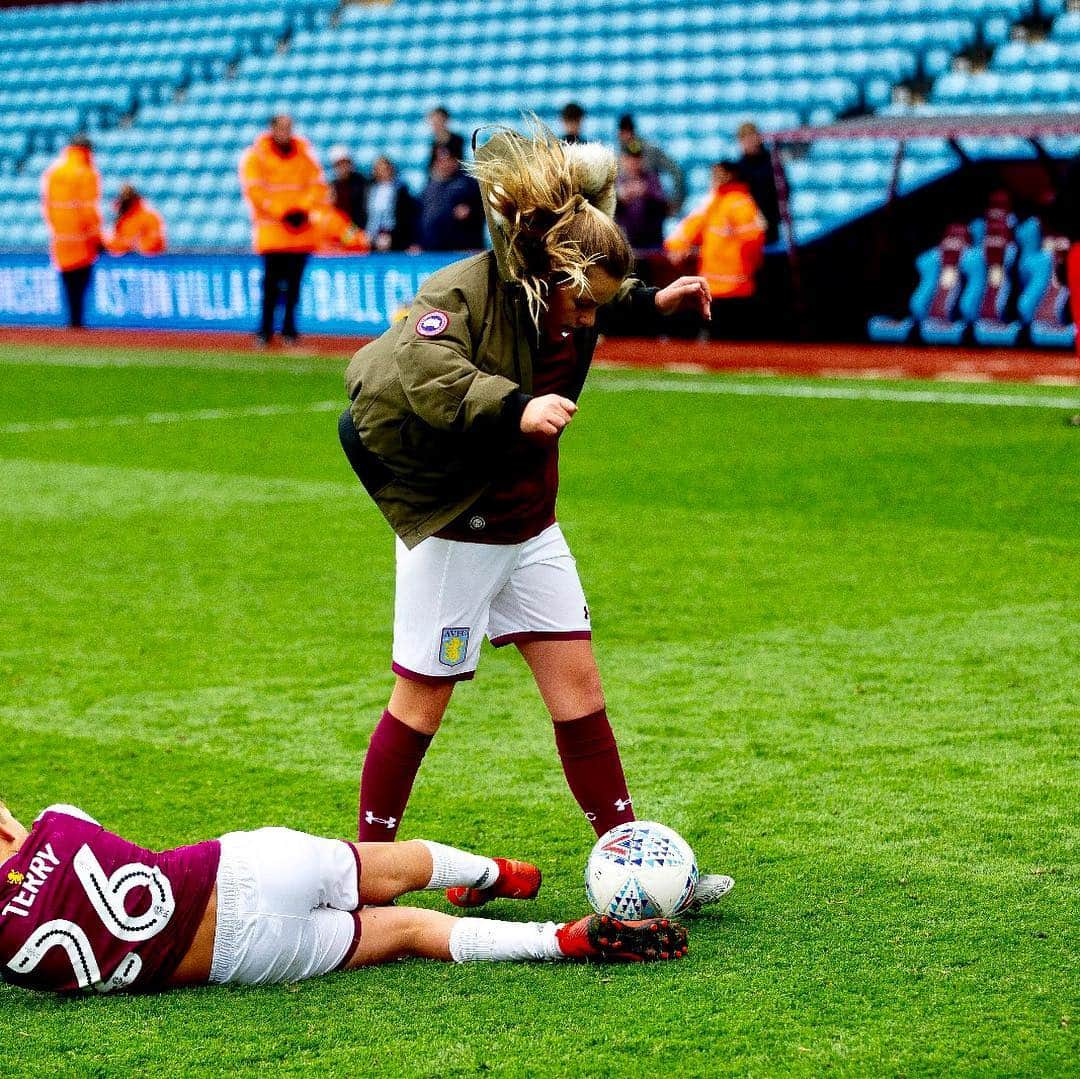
[239,133,327,254]
[105,199,166,255]
[41,145,102,272]
[313,205,371,254]
[665,182,766,298]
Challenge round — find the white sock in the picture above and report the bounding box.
[418,840,499,890]
[448,918,563,962]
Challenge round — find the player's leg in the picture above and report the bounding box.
[209,827,685,982]
[343,906,688,967]
[358,677,453,840]
[488,525,634,838]
[357,838,540,907]
[358,536,515,840]
[519,635,604,722]
[520,637,635,838]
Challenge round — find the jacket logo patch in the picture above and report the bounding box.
[439,627,470,667]
[416,310,450,337]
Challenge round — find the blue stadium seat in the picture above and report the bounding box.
[970,241,1020,345]
[1052,11,1080,39]
[1023,250,1075,347]
[1,0,1073,259]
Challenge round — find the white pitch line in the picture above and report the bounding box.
[0,350,337,375]
[0,400,342,435]
[590,377,1080,410]
[2,377,1079,437]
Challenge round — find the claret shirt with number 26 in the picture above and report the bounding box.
[0,806,219,994]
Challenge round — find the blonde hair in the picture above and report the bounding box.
[469,121,632,327]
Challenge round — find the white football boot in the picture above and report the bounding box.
[686,873,735,912]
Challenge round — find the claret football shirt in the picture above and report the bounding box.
[437,334,579,544]
[0,805,219,994]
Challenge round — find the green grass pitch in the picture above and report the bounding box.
[1,342,1077,1077]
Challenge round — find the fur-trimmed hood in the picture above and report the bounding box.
[472,127,617,283]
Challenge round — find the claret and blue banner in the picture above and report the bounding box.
[0,251,461,335]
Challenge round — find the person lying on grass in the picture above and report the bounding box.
[0,800,687,994]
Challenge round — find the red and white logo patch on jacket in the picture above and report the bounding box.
[415,310,450,337]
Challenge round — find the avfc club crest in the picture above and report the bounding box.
[439,627,470,667]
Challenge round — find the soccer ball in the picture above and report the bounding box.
[585,821,698,919]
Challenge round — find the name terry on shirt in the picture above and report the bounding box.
[2,844,60,918]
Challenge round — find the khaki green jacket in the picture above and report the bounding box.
[343,131,660,547]
[343,250,659,548]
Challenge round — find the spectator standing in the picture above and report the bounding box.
[665,161,766,339]
[559,102,585,144]
[366,155,418,252]
[105,184,165,255]
[240,114,327,346]
[329,146,368,231]
[615,146,668,250]
[427,106,465,173]
[736,121,780,244]
[41,134,102,328]
[418,146,484,251]
[616,114,686,214]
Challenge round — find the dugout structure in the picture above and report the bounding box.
[768,114,1080,340]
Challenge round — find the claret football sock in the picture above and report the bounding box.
[418,840,499,890]
[553,709,635,837]
[448,918,562,962]
[357,710,433,841]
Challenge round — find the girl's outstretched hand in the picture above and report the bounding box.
[655,276,712,320]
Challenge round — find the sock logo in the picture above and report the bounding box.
[614,797,633,812]
[364,812,398,829]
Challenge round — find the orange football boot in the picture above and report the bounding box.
[446,858,542,908]
[555,914,689,962]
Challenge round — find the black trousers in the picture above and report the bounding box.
[61,265,93,329]
[259,252,309,340]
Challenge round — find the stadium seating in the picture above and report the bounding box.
[1022,233,1075,348]
[0,0,1076,277]
[880,1,1080,138]
[868,203,1074,347]
[0,0,338,248]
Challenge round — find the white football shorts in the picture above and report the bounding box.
[392,522,592,683]
[208,828,362,986]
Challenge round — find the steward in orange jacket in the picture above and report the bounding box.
[105,185,166,255]
[313,204,371,254]
[41,135,102,327]
[239,119,327,255]
[240,116,327,344]
[665,162,766,299]
[42,137,101,273]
